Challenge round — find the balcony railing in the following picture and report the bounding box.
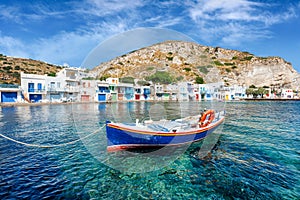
[28,88,46,93]
[66,87,80,92]
[96,89,110,93]
[48,87,65,92]
[47,87,80,93]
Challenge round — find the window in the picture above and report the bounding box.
[99,86,109,93]
[38,83,42,91]
[135,88,141,94]
[28,83,34,92]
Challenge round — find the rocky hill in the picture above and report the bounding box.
[0,54,63,84]
[92,41,300,89]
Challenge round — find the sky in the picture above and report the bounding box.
[0,0,299,72]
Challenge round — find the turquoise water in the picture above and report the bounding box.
[0,101,299,199]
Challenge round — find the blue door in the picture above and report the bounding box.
[29,94,42,102]
[1,92,17,102]
[28,83,34,92]
[98,94,106,101]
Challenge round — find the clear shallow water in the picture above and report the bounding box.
[0,101,299,199]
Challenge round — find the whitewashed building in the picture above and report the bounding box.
[198,82,224,101]
[21,68,88,102]
[177,82,190,101]
[21,72,47,102]
[153,84,171,101]
[96,78,135,102]
[223,85,247,100]
[117,83,135,101]
[96,81,111,102]
[80,80,97,102]
[45,68,88,102]
[281,89,294,99]
[197,83,246,101]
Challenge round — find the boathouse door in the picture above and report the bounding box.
[1,92,17,103]
[98,94,106,101]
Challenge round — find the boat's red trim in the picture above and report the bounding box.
[107,117,224,136]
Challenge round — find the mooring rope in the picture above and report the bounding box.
[0,124,106,148]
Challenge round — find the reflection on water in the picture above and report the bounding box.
[0,101,299,199]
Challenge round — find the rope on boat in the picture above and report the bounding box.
[0,124,106,148]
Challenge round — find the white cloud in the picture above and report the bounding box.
[220,23,272,45]
[142,15,183,28]
[261,6,297,26]
[0,18,134,67]
[33,32,98,66]
[188,0,279,23]
[80,0,144,16]
[31,21,131,67]
[30,3,72,19]
[186,0,298,46]
[0,4,46,24]
[0,33,29,58]
[0,5,18,21]
[154,0,184,8]
[189,0,263,21]
[157,17,183,28]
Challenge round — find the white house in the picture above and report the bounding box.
[152,84,164,101]
[198,83,246,101]
[222,85,246,100]
[21,68,88,102]
[80,80,97,102]
[96,78,135,102]
[177,82,190,101]
[153,83,180,101]
[117,83,135,101]
[231,85,246,100]
[21,72,47,102]
[45,68,86,102]
[281,89,294,99]
[198,82,224,101]
[165,84,179,101]
[96,81,111,102]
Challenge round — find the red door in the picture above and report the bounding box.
[135,94,140,100]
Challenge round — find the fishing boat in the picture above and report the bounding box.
[106,109,225,152]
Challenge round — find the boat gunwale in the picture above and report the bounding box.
[107,116,225,136]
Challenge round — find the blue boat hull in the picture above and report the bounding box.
[106,117,224,151]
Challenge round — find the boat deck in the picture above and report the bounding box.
[111,113,224,133]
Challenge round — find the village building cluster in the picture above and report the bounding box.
[0,67,297,103]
